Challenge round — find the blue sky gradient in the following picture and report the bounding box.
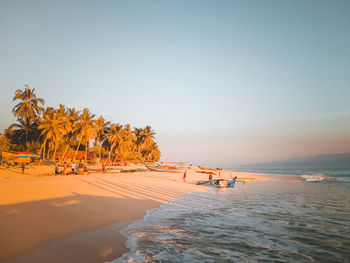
[1,0,349,166]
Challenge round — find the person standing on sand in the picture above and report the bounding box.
[55,165,59,175]
[21,163,25,174]
[63,162,67,175]
[183,170,187,182]
[71,162,75,175]
[78,160,84,174]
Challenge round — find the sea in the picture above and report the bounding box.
[111,169,350,263]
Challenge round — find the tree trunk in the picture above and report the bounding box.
[24,118,30,151]
[52,143,58,161]
[43,142,46,160]
[73,136,83,160]
[85,141,88,162]
[107,144,115,161]
[60,144,69,162]
[99,141,102,161]
[25,130,28,151]
[39,138,45,157]
[40,137,48,160]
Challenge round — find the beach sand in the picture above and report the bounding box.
[0,165,271,263]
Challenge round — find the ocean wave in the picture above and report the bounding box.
[299,174,329,182]
[110,182,350,263]
[299,173,350,183]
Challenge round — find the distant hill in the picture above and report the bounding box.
[245,153,350,169]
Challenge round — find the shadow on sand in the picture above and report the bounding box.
[0,194,161,263]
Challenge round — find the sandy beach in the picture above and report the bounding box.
[0,165,271,263]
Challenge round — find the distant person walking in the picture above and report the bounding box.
[183,170,187,182]
[21,163,25,174]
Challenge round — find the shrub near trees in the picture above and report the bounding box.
[0,85,161,163]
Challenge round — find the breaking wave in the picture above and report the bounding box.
[299,173,329,182]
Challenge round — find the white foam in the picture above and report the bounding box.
[299,174,327,182]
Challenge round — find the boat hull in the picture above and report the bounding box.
[215,179,236,188]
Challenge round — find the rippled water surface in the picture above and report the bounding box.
[112,174,350,263]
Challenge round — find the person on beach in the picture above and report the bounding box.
[78,160,83,174]
[102,162,106,173]
[63,162,67,175]
[21,163,25,174]
[71,162,75,175]
[209,173,213,184]
[55,165,59,175]
[183,170,187,182]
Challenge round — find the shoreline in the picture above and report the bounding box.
[0,165,272,262]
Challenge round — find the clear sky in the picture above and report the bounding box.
[0,0,349,167]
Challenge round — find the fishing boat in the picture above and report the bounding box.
[214,177,237,188]
[196,170,216,175]
[86,168,121,173]
[198,166,222,171]
[146,165,186,173]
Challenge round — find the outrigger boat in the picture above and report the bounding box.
[214,177,237,188]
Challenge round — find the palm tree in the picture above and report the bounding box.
[133,128,143,150]
[73,108,95,161]
[7,120,27,149]
[60,107,80,161]
[7,119,41,152]
[38,107,65,160]
[146,142,161,162]
[107,123,123,161]
[0,131,11,153]
[94,116,110,161]
[113,124,136,165]
[6,87,162,163]
[12,85,44,149]
[134,126,156,161]
[12,85,45,121]
[142,126,156,148]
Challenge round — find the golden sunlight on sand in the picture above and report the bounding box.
[0,165,271,262]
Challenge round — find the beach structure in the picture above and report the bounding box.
[1,151,40,164]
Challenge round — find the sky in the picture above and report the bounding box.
[0,0,349,167]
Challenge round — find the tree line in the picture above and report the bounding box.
[0,85,161,164]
